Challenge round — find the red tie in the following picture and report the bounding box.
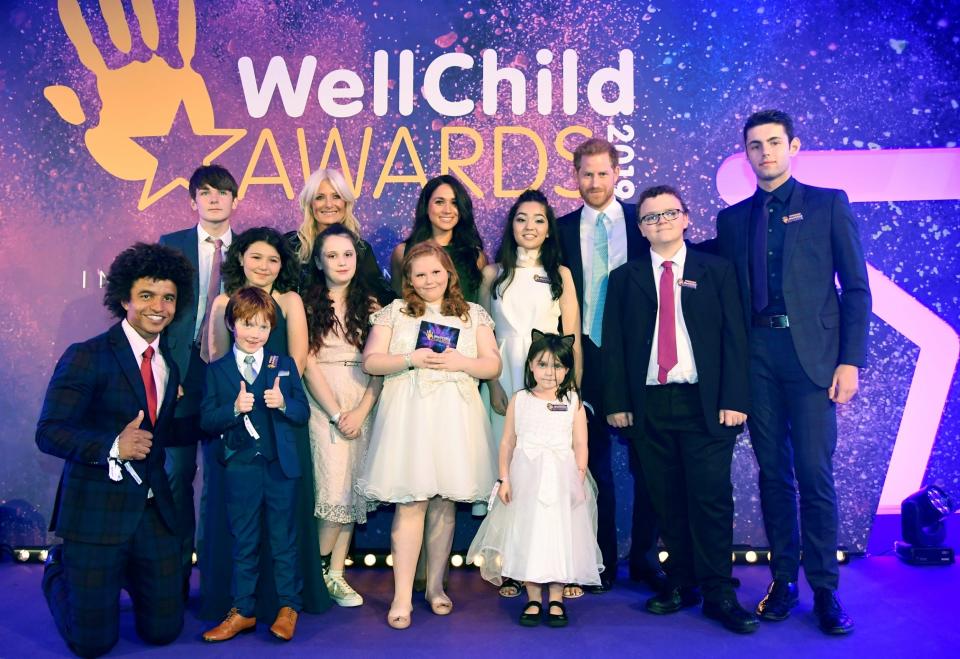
[199,237,223,363]
[657,261,678,385]
[141,346,158,425]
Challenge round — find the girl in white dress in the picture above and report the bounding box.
[478,189,582,598]
[358,241,501,630]
[468,331,603,628]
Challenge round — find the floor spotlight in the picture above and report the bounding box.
[450,554,464,567]
[385,554,394,567]
[363,554,377,567]
[745,550,758,563]
[658,550,669,563]
[895,485,956,565]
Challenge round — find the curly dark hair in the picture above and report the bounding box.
[401,241,470,320]
[303,224,377,352]
[404,175,484,296]
[222,227,300,294]
[492,189,564,301]
[523,330,580,404]
[103,242,195,320]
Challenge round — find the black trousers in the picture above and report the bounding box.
[748,327,840,590]
[582,337,659,580]
[638,383,736,602]
[42,503,184,658]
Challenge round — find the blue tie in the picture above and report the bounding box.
[589,212,609,345]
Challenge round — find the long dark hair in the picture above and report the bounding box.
[222,227,300,294]
[523,330,579,404]
[404,175,484,294]
[303,224,376,351]
[491,189,563,300]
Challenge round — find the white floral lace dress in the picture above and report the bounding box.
[357,299,497,503]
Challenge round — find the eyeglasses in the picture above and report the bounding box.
[638,208,685,225]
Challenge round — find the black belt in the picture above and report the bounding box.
[752,314,790,329]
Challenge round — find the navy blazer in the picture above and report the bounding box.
[158,227,203,418]
[36,322,180,544]
[601,245,750,440]
[715,181,872,388]
[556,201,646,308]
[200,350,309,479]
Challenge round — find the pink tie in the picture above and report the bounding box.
[657,261,678,385]
[199,238,223,363]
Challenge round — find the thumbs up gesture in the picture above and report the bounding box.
[118,410,153,460]
[235,381,255,414]
[264,376,285,410]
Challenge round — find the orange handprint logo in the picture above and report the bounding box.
[43,0,244,210]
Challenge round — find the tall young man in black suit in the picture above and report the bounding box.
[715,110,871,635]
[159,165,238,594]
[602,186,757,634]
[37,243,194,657]
[556,138,662,593]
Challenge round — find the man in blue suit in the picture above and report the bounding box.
[199,287,309,643]
[37,242,194,657]
[159,164,238,594]
[714,110,871,635]
[556,137,663,594]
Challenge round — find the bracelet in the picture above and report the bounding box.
[403,352,413,370]
[329,411,342,425]
[496,478,506,484]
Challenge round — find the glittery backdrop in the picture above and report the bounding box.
[0,0,957,554]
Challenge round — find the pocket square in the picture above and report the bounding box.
[278,370,290,377]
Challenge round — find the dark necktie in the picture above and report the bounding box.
[141,346,158,425]
[657,261,678,385]
[751,195,773,313]
[199,237,224,362]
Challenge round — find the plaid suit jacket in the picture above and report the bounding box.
[36,322,180,544]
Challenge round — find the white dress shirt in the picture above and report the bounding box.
[195,225,233,340]
[645,243,698,385]
[579,199,628,338]
[121,319,168,409]
[234,345,264,380]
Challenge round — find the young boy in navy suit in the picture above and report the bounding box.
[200,287,308,642]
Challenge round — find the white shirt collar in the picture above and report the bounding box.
[650,242,687,271]
[121,319,161,359]
[197,224,233,246]
[233,345,264,375]
[581,198,624,225]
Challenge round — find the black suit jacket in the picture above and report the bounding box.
[159,227,203,420]
[601,245,750,440]
[715,181,871,388]
[36,322,180,544]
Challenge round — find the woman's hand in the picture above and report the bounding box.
[337,407,365,439]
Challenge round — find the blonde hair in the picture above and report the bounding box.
[296,168,361,263]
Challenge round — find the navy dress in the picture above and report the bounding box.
[198,299,332,620]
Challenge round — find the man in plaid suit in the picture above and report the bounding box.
[36,242,194,657]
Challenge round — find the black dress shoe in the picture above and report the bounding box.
[756,580,799,621]
[645,586,702,614]
[519,601,542,627]
[585,578,613,594]
[703,598,760,634]
[630,567,668,593]
[813,589,854,635]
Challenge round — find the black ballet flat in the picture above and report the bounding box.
[519,601,542,627]
[546,600,568,628]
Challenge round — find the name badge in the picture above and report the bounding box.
[782,212,804,224]
[533,273,551,284]
[243,414,261,440]
[547,403,568,412]
[678,279,698,289]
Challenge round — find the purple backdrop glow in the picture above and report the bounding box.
[0,0,958,553]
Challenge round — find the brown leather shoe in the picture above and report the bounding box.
[269,606,298,641]
[202,608,256,642]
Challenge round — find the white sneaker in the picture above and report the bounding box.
[325,572,363,607]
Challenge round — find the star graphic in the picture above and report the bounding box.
[132,102,246,210]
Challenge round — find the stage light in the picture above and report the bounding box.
[363,554,377,567]
[896,485,957,565]
[16,550,29,562]
[766,551,772,562]
[385,554,394,567]
[658,550,669,563]
[745,551,758,563]
[836,550,846,563]
[450,554,464,567]
[38,549,48,562]
[473,555,484,568]
[344,556,354,567]
[191,552,198,565]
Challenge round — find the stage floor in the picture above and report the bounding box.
[0,550,955,658]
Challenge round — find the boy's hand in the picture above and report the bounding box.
[235,381,255,414]
[264,376,285,409]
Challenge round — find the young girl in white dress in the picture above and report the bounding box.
[468,330,603,627]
